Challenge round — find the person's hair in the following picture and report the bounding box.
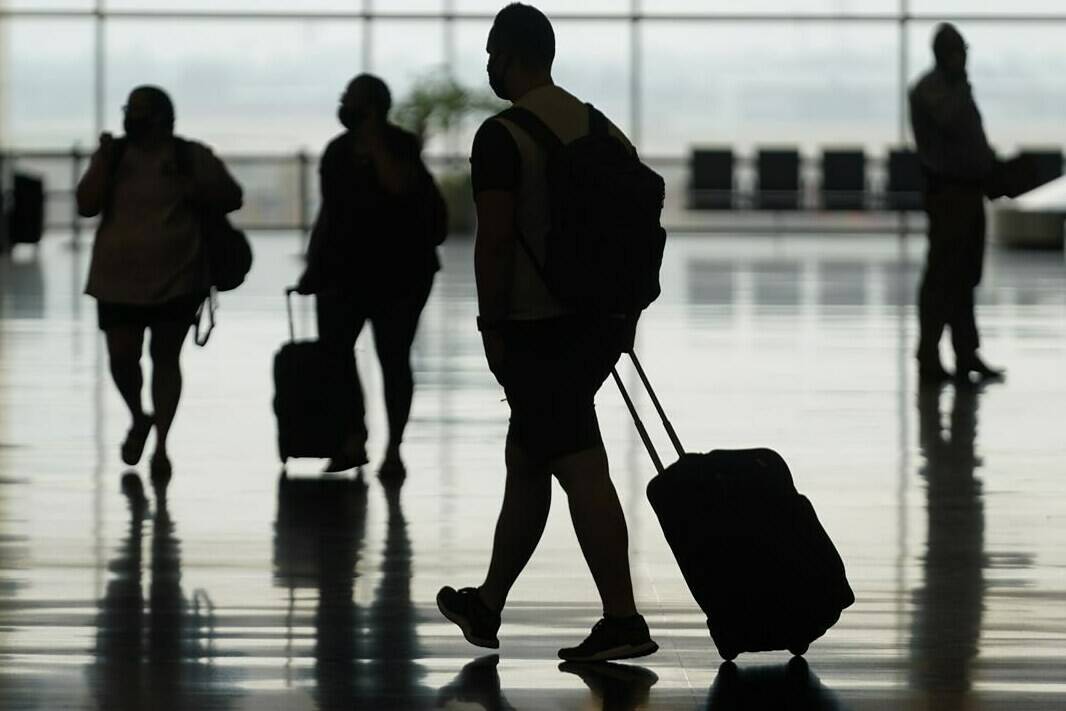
[932,23,963,65]
[131,85,175,132]
[489,3,555,71]
[348,74,392,118]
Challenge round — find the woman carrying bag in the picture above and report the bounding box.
[297,73,447,480]
[77,85,243,486]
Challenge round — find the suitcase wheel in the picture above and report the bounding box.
[789,643,809,656]
[719,648,739,662]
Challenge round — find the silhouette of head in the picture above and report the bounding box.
[339,74,392,131]
[123,85,174,144]
[486,3,555,101]
[933,23,967,78]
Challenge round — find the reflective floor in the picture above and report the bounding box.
[1,232,1065,710]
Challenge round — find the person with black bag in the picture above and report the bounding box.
[77,85,243,485]
[295,74,447,479]
[436,4,665,663]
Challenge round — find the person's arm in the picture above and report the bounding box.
[189,143,243,213]
[469,118,520,379]
[76,133,114,218]
[474,190,517,327]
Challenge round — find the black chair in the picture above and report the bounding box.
[1017,148,1063,189]
[689,148,734,210]
[821,149,866,211]
[887,149,924,211]
[756,149,800,211]
[8,173,45,247]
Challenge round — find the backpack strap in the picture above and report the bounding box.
[497,106,564,157]
[586,103,608,137]
[101,137,129,224]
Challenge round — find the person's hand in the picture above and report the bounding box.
[482,329,506,384]
[97,132,115,165]
[295,269,318,295]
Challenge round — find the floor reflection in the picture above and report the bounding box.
[0,247,45,320]
[88,472,238,711]
[273,473,426,708]
[703,659,846,710]
[560,661,659,711]
[910,383,986,700]
[436,654,515,711]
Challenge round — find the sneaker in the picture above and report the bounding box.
[558,615,659,663]
[121,414,154,466]
[436,586,501,649]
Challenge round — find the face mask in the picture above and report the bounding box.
[123,116,152,142]
[488,55,511,101]
[338,105,369,131]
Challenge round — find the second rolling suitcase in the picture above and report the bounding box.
[273,288,357,467]
[612,352,855,661]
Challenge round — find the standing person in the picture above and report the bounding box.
[77,85,242,484]
[909,24,1005,384]
[296,74,445,479]
[436,3,658,663]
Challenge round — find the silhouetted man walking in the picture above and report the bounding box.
[436,3,658,663]
[909,24,1004,384]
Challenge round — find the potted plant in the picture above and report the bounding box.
[394,70,502,234]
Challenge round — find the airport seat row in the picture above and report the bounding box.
[688,148,1065,212]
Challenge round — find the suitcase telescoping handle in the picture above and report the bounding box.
[284,286,301,343]
[611,350,685,475]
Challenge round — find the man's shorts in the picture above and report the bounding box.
[499,316,631,465]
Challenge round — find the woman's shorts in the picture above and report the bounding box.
[96,292,206,332]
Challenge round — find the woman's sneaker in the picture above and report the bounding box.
[558,615,658,662]
[436,586,501,649]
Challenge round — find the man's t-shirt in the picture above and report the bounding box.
[470,120,520,195]
[469,84,634,321]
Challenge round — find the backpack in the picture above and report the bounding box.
[498,103,666,316]
[106,137,252,293]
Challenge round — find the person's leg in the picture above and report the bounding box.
[371,280,432,468]
[553,445,637,619]
[105,324,153,465]
[917,199,951,377]
[477,437,553,612]
[316,290,369,467]
[105,325,148,422]
[147,319,191,467]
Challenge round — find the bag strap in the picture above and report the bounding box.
[193,289,217,347]
[611,350,685,474]
[497,106,564,156]
[587,103,608,137]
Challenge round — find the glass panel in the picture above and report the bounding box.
[640,21,900,157]
[369,0,441,13]
[2,1,93,9]
[104,19,362,153]
[455,1,624,13]
[911,1,1066,14]
[906,22,1066,152]
[552,20,632,136]
[646,0,898,16]
[103,1,364,11]
[370,20,445,147]
[1,18,95,148]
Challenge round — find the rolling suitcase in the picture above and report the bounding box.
[612,352,854,661]
[273,288,357,468]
